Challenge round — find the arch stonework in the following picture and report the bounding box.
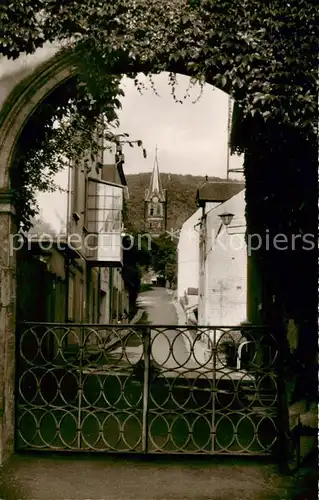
[0,49,78,464]
[0,50,78,188]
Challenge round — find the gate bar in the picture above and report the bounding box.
[77,326,84,449]
[211,328,217,451]
[142,327,151,452]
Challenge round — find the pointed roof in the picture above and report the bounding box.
[145,146,165,201]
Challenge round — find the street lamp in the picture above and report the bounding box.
[218,212,234,227]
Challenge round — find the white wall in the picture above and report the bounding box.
[198,189,247,326]
[177,208,202,301]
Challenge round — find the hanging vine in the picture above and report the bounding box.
[1,0,316,133]
[10,72,126,230]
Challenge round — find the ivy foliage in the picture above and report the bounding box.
[2,0,317,229]
[1,0,317,132]
[11,74,125,230]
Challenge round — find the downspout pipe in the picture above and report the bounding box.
[64,253,70,322]
[164,189,168,232]
[109,268,113,324]
[97,268,101,323]
[65,159,72,322]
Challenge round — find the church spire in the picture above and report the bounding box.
[144,146,167,235]
[146,146,164,201]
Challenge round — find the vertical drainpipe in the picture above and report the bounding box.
[144,199,147,232]
[86,266,91,322]
[64,254,70,322]
[164,189,168,232]
[201,202,205,324]
[109,268,113,324]
[97,267,101,323]
[65,159,72,322]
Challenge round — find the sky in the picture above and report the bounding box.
[37,72,243,231]
[117,73,243,177]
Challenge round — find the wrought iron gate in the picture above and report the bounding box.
[16,323,281,455]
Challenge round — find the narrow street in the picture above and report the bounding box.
[137,286,190,369]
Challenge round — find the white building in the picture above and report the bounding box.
[177,208,202,322]
[197,185,247,326]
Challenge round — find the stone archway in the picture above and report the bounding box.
[0,49,83,464]
[0,50,79,189]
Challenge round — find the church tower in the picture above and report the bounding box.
[144,147,167,236]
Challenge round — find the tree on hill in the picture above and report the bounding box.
[121,230,153,316]
[151,234,177,288]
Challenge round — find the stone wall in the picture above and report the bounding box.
[0,198,16,464]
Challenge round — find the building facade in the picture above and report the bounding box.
[198,188,247,327]
[176,181,247,329]
[16,138,130,325]
[144,148,167,237]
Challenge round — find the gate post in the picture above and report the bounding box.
[275,324,291,471]
[0,190,16,465]
[142,326,151,453]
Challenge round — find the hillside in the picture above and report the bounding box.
[125,173,230,232]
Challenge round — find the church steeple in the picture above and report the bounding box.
[145,146,165,202]
[144,147,167,236]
